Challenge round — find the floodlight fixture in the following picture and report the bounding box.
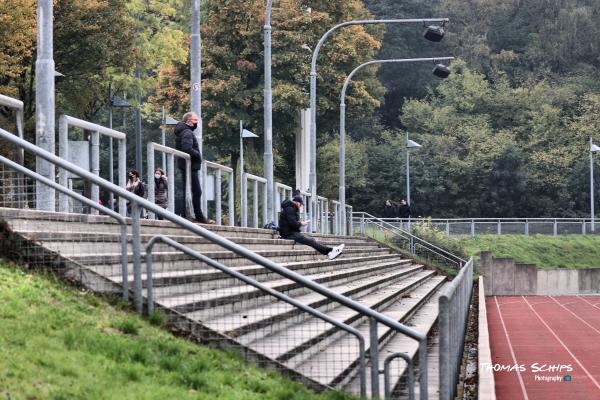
[424,24,445,42]
[433,63,451,78]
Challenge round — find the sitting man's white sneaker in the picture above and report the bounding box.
[328,243,345,260]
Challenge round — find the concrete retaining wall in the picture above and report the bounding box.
[480,251,600,295]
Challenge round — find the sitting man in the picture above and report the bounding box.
[278,194,344,260]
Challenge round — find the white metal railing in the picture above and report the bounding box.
[317,195,329,234]
[331,199,341,235]
[204,160,235,226]
[242,172,267,228]
[0,94,25,207]
[380,217,600,236]
[146,142,193,219]
[58,114,127,215]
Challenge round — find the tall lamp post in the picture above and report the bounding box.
[309,18,449,231]
[36,0,56,210]
[406,133,422,207]
[590,137,600,232]
[240,121,259,227]
[339,57,453,233]
[108,81,131,210]
[264,0,274,222]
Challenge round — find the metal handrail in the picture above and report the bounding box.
[204,160,235,226]
[355,212,466,268]
[58,114,127,216]
[0,94,25,207]
[146,142,193,219]
[384,352,414,400]
[0,154,129,301]
[242,172,268,227]
[145,234,367,398]
[0,127,429,399]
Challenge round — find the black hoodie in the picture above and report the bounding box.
[174,121,202,170]
[278,199,302,237]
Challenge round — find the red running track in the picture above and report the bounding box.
[486,295,600,400]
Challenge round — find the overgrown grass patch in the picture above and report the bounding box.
[0,259,356,400]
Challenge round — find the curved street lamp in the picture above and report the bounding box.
[264,0,275,222]
[338,57,454,234]
[308,17,450,232]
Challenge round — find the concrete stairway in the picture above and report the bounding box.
[0,207,448,398]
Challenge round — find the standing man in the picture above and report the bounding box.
[279,194,344,260]
[174,112,214,224]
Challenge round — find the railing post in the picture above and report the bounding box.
[215,168,222,225]
[253,178,259,228]
[242,173,247,227]
[167,154,175,213]
[90,131,100,213]
[525,218,529,236]
[553,219,557,236]
[228,170,235,226]
[120,223,128,302]
[582,219,586,235]
[147,143,155,219]
[497,220,501,235]
[131,202,143,315]
[369,317,380,398]
[263,179,268,225]
[439,294,450,400]
[445,220,450,237]
[118,137,127,216]
[470,219,475,236]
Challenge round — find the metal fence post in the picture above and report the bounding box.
[131,202,143,315]
[553,219,558,236]
[167,154,175,213]
[228,172,235,226]
[369,317,380,398]
[253,179,259,228]
[525,218,529,236]
[582,220,586,235]
[215,168,222,224]
[445,220,450,237]
[470,220,475,236]
[497,220,501,235]
[147,143,156,219]
[439,294,450,400]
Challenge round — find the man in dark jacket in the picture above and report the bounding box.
[279,194,344,259]
[174,112,214,224]
[397,199,411,219]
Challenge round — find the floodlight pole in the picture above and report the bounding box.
[191,0,202,190]
[309,18,449,233]
[108,81,114,210]
[406,132,411,206]
[264,0,274,222]
[36,0,56,211]
[591,136,596,232]
[339,57,453,234]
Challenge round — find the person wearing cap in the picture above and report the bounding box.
[278,194,345,260]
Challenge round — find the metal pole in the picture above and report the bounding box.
[406,132,411,206]
[135,68,142,178]
[36,0,56,211]
[90,131,100,213]
[161,106,167,171]
[240,121,246,227]
[131,201,143,315]
[108,81,115,210]
[264,0,274,223]
[369,317,380,398]
[167,154,175,213]
[191,0,202,188]
[310,18,449,231]
[591,137,595,232]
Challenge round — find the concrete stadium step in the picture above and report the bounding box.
[19,232,375,255]
[291,276,447,392]
[236,270,438,361]
[182,260,421,326]
[343,280,448,398]
[89,253,403,287]
[156,262,424,315]
[65,247,390,269]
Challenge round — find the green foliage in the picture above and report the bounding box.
[0,260,355,400]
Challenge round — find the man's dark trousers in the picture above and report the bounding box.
[177,168,206,221]
[284,232,331,255]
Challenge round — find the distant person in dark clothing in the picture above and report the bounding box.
[126,169,145,217]
[279,194,344,260]
[397,198,411,219]
[383,199,395,218]
[153,168,168,219]
[174,111,214,224]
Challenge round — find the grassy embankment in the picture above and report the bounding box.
[0,259,354,400]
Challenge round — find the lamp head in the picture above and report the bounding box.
[591,143,600,153]
[424,25,445,42]
[432,63,451,79]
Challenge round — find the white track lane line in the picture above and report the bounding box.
[550,296,600,334]
[494,296,529,400]
[576,295,600,310]
[522,296,600,391]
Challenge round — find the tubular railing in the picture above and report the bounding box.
[0,94,26,207]
[241,172,267,228]
[346,205,353,236]
[0,154,129,301]
[146,142,193,219]
[317,195,329,234]
[58,114,127,216]
[438,258,474,400]
[0,127,430,400]
[204,160,235,226]
[355,212,466,270]
[145,234,367,397]
[380,217,600,236]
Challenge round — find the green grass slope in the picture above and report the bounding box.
[0,260,354,400]
[450,235,600,269]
